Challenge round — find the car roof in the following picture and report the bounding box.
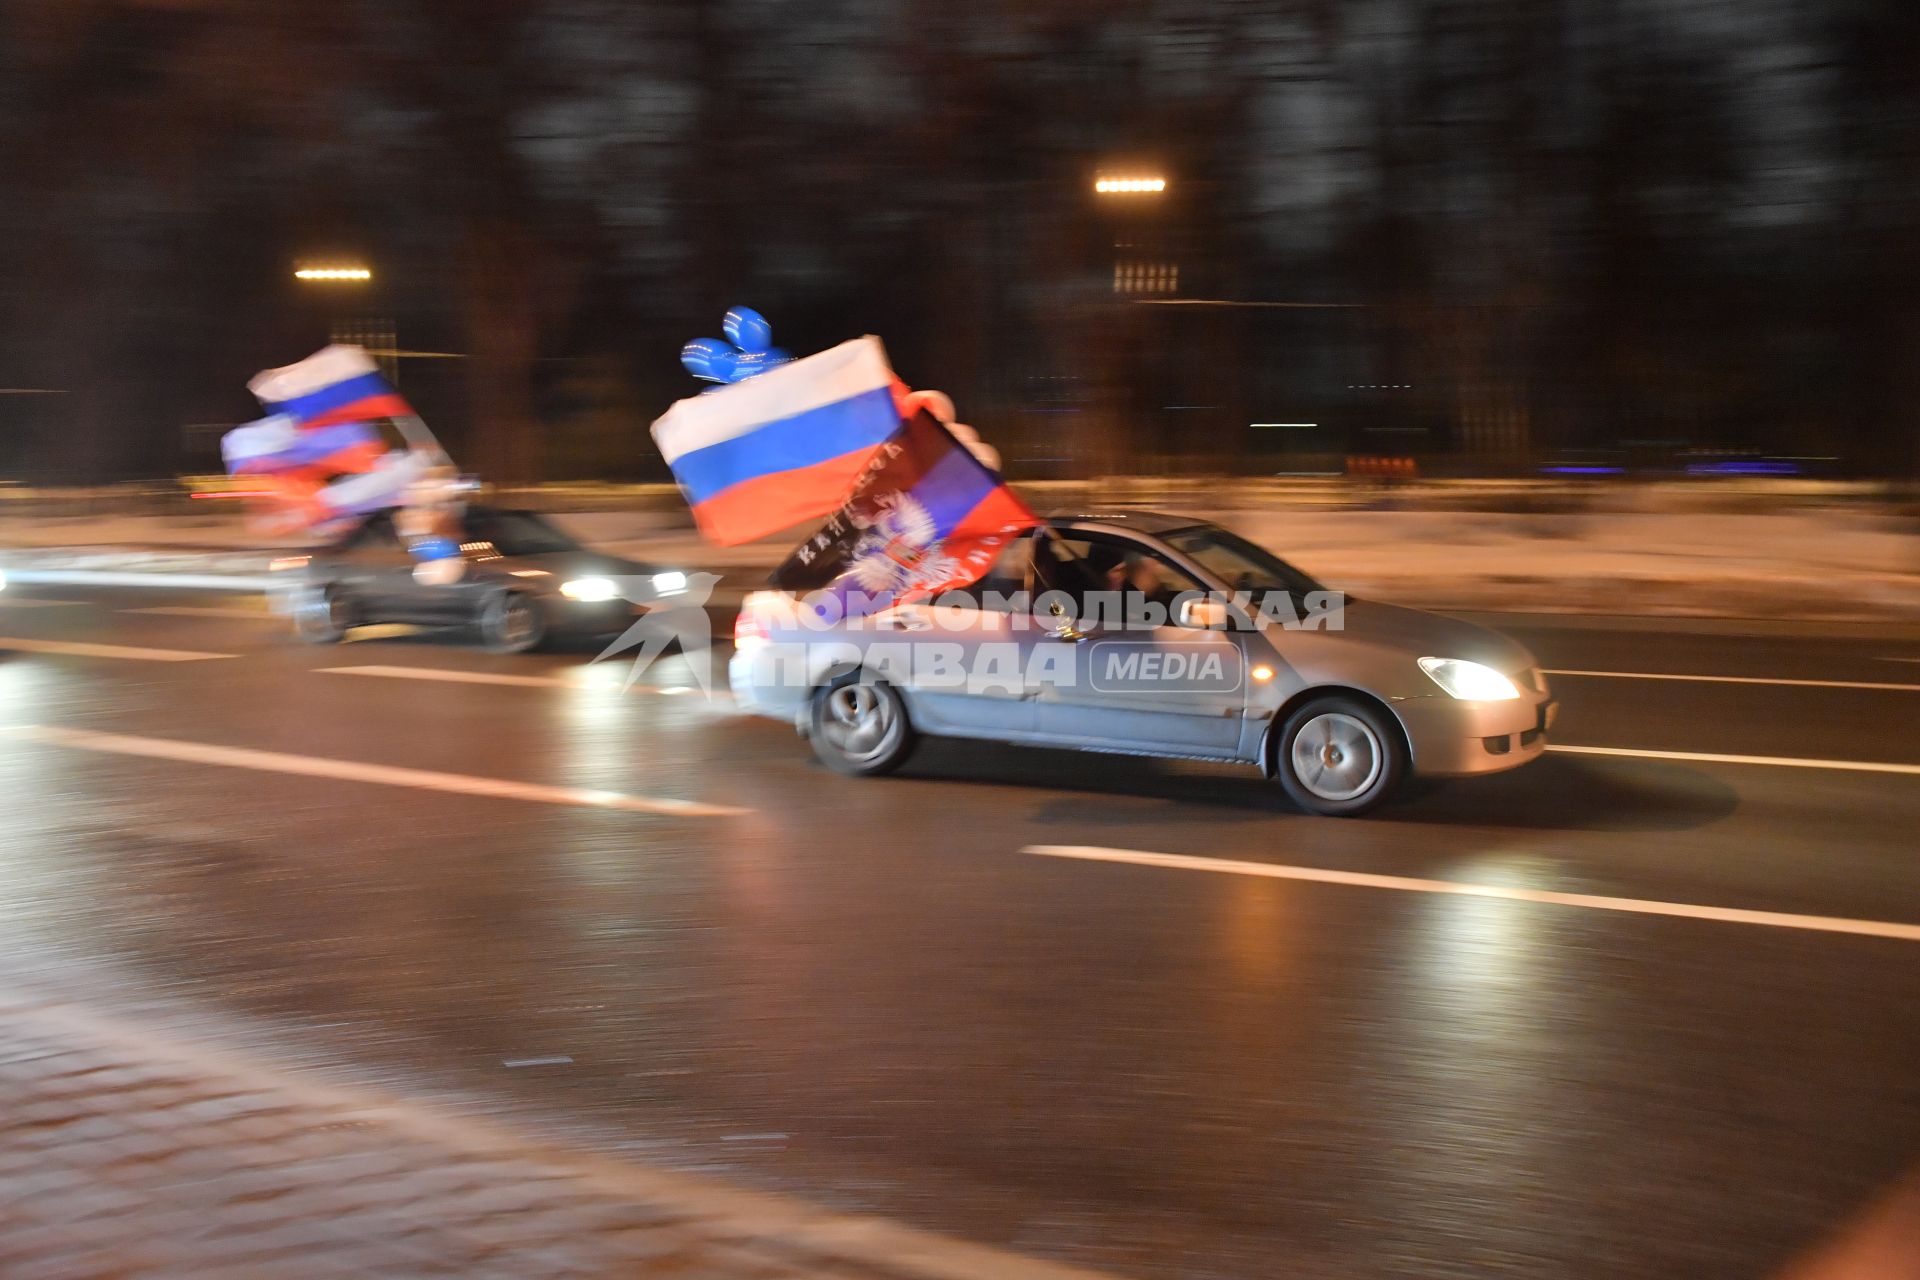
[1044,509,1208,535]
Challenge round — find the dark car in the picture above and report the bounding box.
[282,506,689,653]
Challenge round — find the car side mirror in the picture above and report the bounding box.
[1178,597,1229,629]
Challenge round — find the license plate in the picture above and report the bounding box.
[1540,701,1558,732]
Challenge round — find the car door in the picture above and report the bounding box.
[422,509,521,625]
[328,515,425,620]
[871,533,1040,738]
[1022,531,1250,757]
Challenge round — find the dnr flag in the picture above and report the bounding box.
[772,410,1038,615]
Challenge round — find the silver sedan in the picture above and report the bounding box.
[730,511,1555,815]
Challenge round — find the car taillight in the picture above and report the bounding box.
[734,608,770,649]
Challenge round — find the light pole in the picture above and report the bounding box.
[1094,175,1175,297]
[1088,173,1178,472]
[294,263,396,384]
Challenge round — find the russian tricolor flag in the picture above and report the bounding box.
[223,345,428,536]
[248,345,416,433]
[651,337,904,546]
[221,415,386,476]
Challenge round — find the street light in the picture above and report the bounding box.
[1095,176,1167,195]
[294,263,389,376]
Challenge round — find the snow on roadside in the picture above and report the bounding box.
[2,507,1914,620]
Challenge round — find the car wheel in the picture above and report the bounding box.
[292,586,352,644]
[1275,695,1406,816]
[810,672,916,776]
[481,590,546,654]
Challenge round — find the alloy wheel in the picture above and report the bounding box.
[821,682,900,765]
[1288,711,1384,803]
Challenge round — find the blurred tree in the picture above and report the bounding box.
[0,0,331,478]
[1832,0,1920,478]
[0,0,1914,482]
[0,0,573,482]
[352,0,555,484]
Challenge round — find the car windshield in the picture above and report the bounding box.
[1159,524,1324,596]
[463,509,581,557]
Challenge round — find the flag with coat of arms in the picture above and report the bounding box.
[769,408,1040,616]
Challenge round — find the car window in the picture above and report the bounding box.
[460,510,580,557]
[968,534,1036,609]
[1158,524,1323,596]
[1034,532,1202,621]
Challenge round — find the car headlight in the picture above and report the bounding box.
[559,576,619,603]
[651,571,688,597]
[1418,656,1522,700]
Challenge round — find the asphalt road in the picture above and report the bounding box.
[1,585,1918,1279]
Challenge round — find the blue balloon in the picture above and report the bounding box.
[724,306,774,355]
[728,349,770,381]
[682,312,788,386]
[728,347,795,383]
[681,338,737,383]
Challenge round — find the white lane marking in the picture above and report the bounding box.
[1544,668,1920,693]
[3,725,750,818]
[0,636,234,662]
[3,569,277,591]
[318,664,736,705]
[1548,743,1920,777]
[1025,846,1920,944]
[341,624,425,641]
[121,605,276,620]
[320,664,566,689]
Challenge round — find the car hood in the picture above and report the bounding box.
[1325,597,1534,674]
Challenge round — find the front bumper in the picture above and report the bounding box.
[1397,693,1556,777]
[543,598,647,637]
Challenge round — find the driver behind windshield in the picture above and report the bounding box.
[1115,551,1179,614]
